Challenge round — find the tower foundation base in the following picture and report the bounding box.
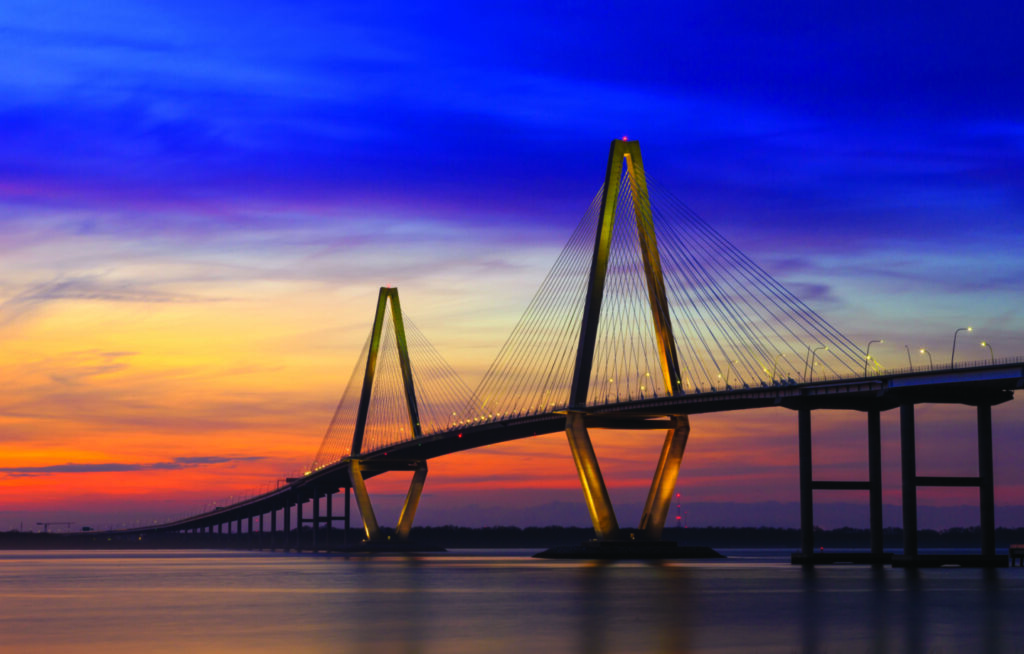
[534,538,723,560]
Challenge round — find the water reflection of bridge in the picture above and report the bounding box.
[125,140,1023,565]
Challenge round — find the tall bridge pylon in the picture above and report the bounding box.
[566,139,690,541]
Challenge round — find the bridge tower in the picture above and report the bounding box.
[346,286,429,543]
[566,138,691,542]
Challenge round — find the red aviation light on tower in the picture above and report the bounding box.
[621,135,629,141]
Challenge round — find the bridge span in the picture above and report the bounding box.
[118,140,1022,565]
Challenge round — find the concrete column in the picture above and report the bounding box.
[345,487,351,546]
[900,403,918,557]
[798,408,813,556]
[396,463,428,541]
[565,412,619,540]
[639,416,690,539]
[325,493,333,552]
[283,503,291,552]
[270,509,277,550]
[312,491,320,552]
[978,403,995,557]
[868,408,883,555]
[295,497,304,552]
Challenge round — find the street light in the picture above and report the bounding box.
[951,326,972,367]
[981,341,995,364]
[724,360,739,388]
[865,339,883,376]
[809,346,828,382]
[770,353,786,384]
[919,347,933,370]
[904,345,913,372]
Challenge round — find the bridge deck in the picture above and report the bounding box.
[124,361,1022,535]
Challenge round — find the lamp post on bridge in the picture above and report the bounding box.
[951,326,972,367]
[919,347,933,370]
[769,353,786,385]
[724,360,739,389]
[981,341,995,364]
[865,340,883,376]
[904,345,913,372]
[808,346,827,382]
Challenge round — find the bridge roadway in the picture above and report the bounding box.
[131,360,1022,536]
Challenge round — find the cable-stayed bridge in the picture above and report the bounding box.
[127,140,1023,565]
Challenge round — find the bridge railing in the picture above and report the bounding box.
[434,356,1024,431]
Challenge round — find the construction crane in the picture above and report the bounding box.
[36,521,74,533]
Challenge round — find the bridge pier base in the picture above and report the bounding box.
[541,412,722,559]
[348,459,431,545]
[343,459,437,551]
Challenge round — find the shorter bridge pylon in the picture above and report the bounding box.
[343,287,431,547]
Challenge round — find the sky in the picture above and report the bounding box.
[0,0,1022,531]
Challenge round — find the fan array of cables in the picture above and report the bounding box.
[465,163,867,419]
[462,190,600,422]
[311,153,870,462]
[310,301,476,469]
[644,171,865,391]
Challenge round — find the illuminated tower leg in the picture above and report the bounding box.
[639,415,691,539]
[396,462,428,541]
[349,459,381,542]
[349,459,429,543]
[565,412,619,540]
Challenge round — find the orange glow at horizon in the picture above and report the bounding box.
[2,266,1023,529]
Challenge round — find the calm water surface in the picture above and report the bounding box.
[1,548,1022,653]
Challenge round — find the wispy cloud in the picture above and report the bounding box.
[0,275,211,327]
[0,455,264,477]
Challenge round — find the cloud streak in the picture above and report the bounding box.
[0,275,213,327]
[0,455,265,476]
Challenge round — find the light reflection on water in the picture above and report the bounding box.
[0,549,1022,653]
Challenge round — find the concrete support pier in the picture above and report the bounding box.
[893,402,1005,568]
[798,408,813,558]
[868,408,883,556]
[792,406,891,565]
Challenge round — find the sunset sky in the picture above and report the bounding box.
[1,1,1022,531]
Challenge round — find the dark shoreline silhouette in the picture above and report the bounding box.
[2,525,1020,551]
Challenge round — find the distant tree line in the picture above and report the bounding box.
[3,525,1024,550]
